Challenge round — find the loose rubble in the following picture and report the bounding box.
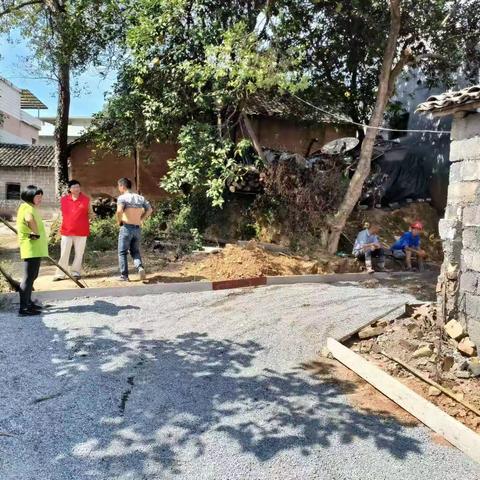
[347,303,480,433]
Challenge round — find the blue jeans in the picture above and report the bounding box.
[118,225,143,277]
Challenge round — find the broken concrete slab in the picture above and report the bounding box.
[358,326,386,340]
[458,337,477,357]
[445,319,464,340]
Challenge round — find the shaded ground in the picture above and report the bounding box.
[1,284,479,479]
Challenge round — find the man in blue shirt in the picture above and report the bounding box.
[391,221,426,271]
[353,223,385,274]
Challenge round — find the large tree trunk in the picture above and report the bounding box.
[54,61,71,197]
[326,0,402,254]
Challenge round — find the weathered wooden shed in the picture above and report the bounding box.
[417,85,480,348]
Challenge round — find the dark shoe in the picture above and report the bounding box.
[29,302,43,310]
[118,276,129,282]
[18,307,42,317]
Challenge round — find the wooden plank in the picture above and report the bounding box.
[212,276,267,290]
[327,338,480,464]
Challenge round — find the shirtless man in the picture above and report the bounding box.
[115,178,153,281]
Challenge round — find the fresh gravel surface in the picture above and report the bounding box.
[0,283,479,479]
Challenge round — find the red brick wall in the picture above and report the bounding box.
[69,143,177,200]
[246,116,355,155]
[69,119,353,200]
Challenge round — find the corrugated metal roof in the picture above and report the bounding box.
[0,144,54,168]
[20,89,48,110]
[416,85,480,114]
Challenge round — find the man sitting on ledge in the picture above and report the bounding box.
[391,221,426,271]
[352,223,385,274]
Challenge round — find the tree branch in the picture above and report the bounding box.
[0,0,43,17]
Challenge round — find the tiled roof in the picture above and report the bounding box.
[0,144,55,168]
[416,85,480,114]
[245,92,352,124]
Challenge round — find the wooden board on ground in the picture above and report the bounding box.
[327,337,480,465]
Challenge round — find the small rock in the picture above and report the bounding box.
[441,355,455,372]
[455,370,471,379]
[398,339,418,352]
[455,392,465,401]
[444,319,464,340]
[358,326,385,340]
[428,386,441,397]
[360,342,373,354]
[320,347,333,359]
[458,337,477,357]
[457,409,467,418]
[469,357,480,377]
[376,320,389,328]
[371,342,382,354]
[412,345,433,359]
[471,417,480,429]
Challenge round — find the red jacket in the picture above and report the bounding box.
[60,193,90,236]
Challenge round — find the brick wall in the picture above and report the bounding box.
[438,112,480,347]
[0,167,56,215]
[69,143,176,201]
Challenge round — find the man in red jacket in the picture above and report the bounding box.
[53,180,91,281]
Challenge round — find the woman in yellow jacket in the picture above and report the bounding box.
[16,185,48,316]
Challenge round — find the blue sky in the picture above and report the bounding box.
[0,32,116,117]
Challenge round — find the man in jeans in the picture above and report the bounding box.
[116,177,153,281]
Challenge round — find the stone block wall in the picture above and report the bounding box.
[438,112,480,346]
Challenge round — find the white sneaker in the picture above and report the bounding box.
[366,267,375,274]
[138,267,146,280]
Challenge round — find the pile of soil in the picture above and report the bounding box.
[348,304,480,433]
[181,243,359,281]
[344,203,443,263]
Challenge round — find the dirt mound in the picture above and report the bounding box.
[180,243,354,281]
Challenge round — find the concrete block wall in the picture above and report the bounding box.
[0,167,56,214]
[439,112,480,346]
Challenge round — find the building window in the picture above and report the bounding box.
[6,183,21,200]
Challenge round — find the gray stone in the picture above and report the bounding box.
[451,115,480,141]
[450,137,480,162]
[447,181,480,205]
[462,226,480,249]
[463,205,480,226]
[462,161,480,181]
[460,271,479,293]
[464,249,480,272]
[443,204,463,221]
[443,240,463,265]
[438,219,461,241]
[455,370,471,379]
[449,162,463,183]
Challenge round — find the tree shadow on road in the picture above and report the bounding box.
[0,320,424,479]
[49,326,423,476]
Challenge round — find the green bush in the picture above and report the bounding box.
[88,217,118,251]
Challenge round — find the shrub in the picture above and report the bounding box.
[88,217,118,251]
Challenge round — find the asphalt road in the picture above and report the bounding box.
[1,283,479,479]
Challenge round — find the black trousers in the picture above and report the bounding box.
[19,257,41,310]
